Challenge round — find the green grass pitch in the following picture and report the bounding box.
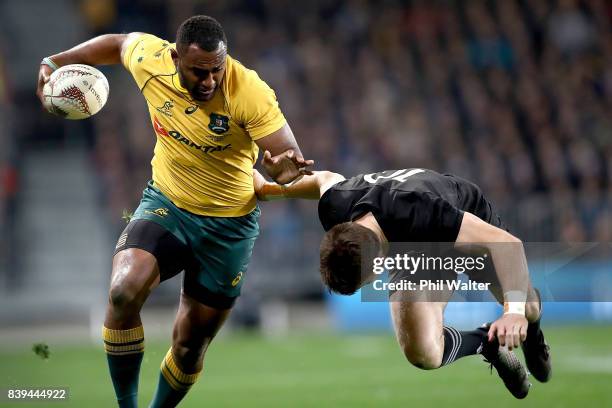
[1,325,611,407]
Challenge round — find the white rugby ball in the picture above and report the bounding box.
[43,64,109,120]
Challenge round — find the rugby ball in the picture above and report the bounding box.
[43,64,109,120]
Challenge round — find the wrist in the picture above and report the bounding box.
[41,56,60,72]
[503,291,526,315]
[503,302,526,315]
[259,183,287,200]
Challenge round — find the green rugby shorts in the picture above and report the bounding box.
[114,182,260,309]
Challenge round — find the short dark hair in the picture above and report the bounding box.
[320,222,381,295]
[176,15,227,52]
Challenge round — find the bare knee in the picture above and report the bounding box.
[108,281,143,312]
[107,249,159,316]
[400,338,443,370]
[391,302,445,370]
[172,338,208,373]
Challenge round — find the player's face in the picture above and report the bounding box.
[175,42,227,102]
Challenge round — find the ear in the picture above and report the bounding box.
[170,48,179,67]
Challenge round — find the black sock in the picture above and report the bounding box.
[441,326,487,366]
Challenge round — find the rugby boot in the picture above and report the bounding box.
[481,324,531,399]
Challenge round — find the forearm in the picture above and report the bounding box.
[48,34,127,67]
[487,239,530,313]
[259,173,322,200]
[456,213,529,314]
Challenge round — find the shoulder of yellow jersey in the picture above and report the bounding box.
[223,56,286,140]
[223,56,265,97]
[122,33,175,89]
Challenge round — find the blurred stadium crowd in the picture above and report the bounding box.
[1,0,611,293]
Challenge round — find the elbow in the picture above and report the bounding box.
[502,231,522,244]
[489,230,521,244]
[486,231,523,254]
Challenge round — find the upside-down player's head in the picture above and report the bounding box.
[173,15,228,102]
[319,222,381,295]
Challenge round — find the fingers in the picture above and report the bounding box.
[514,325,522,350]
[293,157,315,167]
[519,323,527,343]
[36,79,45,104]
[261,150,272,165]
[496,325,526,350]
[37,67,51,88]
[263,149,314,168]
[40,64,53,82]
[261,149,314,185]
[497,325,507,348]
[37,67,53,109]
[295,157,314,165]
[38,71,50,87]
[490,316,528,351]
[291,156,314,169]
[493,323,526,350]
[506,326,518,351]
[488,324,496,342]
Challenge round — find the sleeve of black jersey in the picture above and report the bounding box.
[373,193,465,242]
[317,191,333,231]
[424,195,465,241]
[318,188,343,231]
[318,184,363,231]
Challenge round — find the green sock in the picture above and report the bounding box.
[103,326,145,408]
[149,348,201,408]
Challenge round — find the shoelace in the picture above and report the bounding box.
[484,350,522,375]
[481,339,500,375]
[483,358,495,375]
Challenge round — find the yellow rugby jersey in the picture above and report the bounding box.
[122,33,286,216]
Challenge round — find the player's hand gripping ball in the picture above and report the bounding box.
[42,64,109,120]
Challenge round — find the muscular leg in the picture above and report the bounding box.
[103,248,160,408]
[172,291,230,372]
[390,300,491,370]
[149,292,231,408]
[391,301,446,369]
[105,248,161,329]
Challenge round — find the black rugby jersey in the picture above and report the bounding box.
[317,169,502,242]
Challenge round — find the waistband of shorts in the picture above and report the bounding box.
[146,181,260,220]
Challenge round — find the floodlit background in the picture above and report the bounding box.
[0,0,611,407]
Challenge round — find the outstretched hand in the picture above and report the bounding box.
[261,149,314,185]
[488,313,528,351]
